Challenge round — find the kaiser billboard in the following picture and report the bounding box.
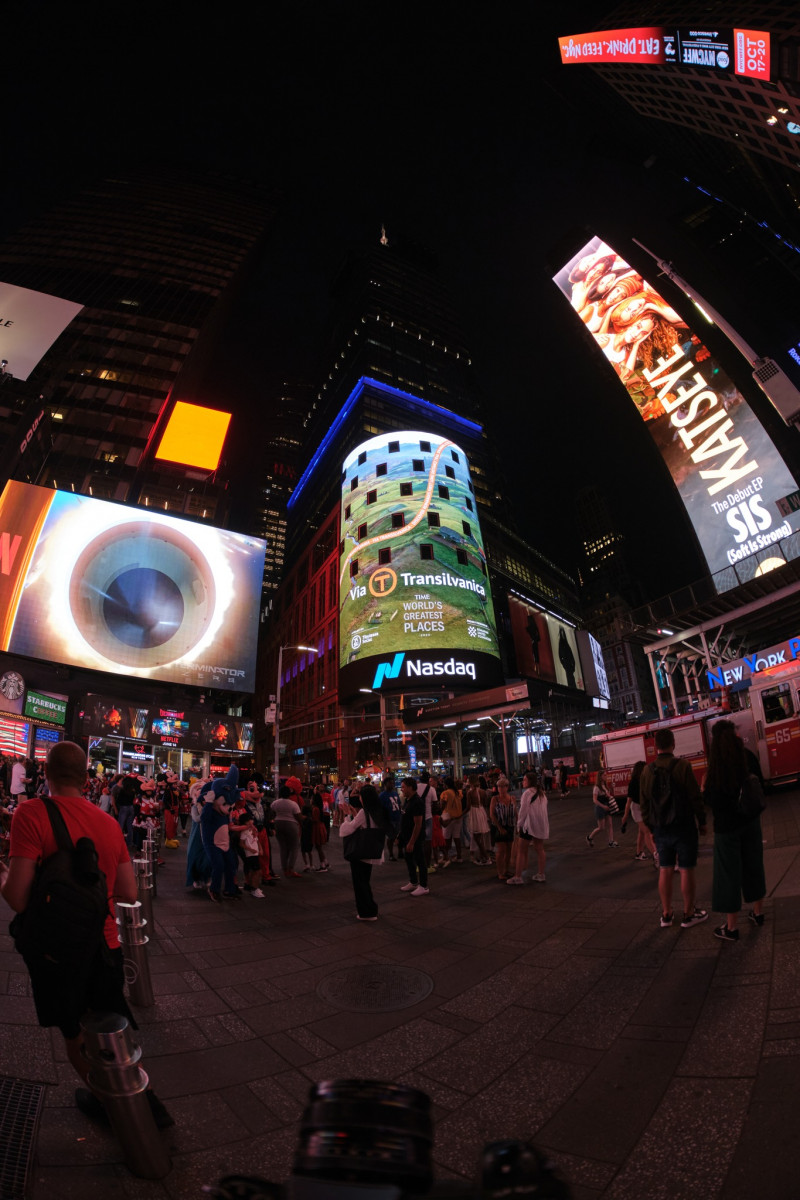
[339,431,502,695]
[553,237,800,589]
[0,482,265,690]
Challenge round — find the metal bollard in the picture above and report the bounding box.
[132,856,155,930]
[144,837,157,898]
[81,1012,171,1179]
[116,901,155,1008]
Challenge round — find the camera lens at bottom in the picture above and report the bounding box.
[294,1079,433,1195]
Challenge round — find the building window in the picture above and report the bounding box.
[376,462,387,476]
[412,459,424,472]
[366,490,377,504]
[378,548,392,565]
[465,497,473,511]
[350,560,359,577]
[358,451,367,465]
[456,549,468,565]
[400,482,413,496]
[388,440,399,453]
[391,512,405,528]
[450,450,460,463]
[345,505,351,520]
[445,465,455,479]
[427,512,440,527]
[351,476,358,491]
[438,485,449,500]
[420,544,434,561]
[462,520,471,536]
[339,540,345,556]
[419,440,431,452]
[358,523,368,540]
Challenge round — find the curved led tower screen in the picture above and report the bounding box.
[0,482,265,690]
[339,431,502,695]
[554,237,800,591]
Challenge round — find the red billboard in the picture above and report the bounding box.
[559,26,770,80]
[553,237,800,587]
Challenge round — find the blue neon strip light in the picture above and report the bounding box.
[287,377,482,510]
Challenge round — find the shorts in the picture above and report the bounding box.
[244,855,260,872]
[517,828,533,841]
[653,825,699,870]
[594,805,609,823]
[444,817,463,839]
[27,946,136,1040]
[424,817,432,841]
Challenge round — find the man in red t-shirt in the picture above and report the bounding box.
[0,741,173,1129]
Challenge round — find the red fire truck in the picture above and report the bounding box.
[592,657,800,794]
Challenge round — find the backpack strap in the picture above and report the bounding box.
[41,797,75,853]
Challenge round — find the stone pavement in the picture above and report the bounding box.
[3,788,800,1199]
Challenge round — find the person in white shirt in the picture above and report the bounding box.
[417,772,437,870]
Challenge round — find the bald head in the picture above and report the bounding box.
[46,741,88,793]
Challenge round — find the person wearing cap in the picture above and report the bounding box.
[199,765,242,902]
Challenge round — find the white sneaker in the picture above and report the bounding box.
[251,888,265,898]
[506,877,523,885]
[411,886,429,897]
[532,874,546,883]
[400,882,416,892]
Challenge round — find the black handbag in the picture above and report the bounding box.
[342,811,386,861]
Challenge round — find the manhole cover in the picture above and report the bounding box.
[317,965,434,1012]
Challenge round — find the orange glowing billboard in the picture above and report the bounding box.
[154,402,232,471]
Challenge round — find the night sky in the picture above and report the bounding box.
[3,2,752,599]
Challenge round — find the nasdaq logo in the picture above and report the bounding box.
[372,652,405,688]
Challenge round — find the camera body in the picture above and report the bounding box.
[204,1080,571,1200]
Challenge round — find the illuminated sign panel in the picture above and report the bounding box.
[577,630,610,699]
[154,402,232,471]
[339,431,502,695]
[508,596,584,691]
[707,635,800,689]
[559,26,770,79]
[0,282,83,381]
[0,482,265,690]
[554,237,800,589]
[24,690,68,725]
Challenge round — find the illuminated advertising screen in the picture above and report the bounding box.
[559,26,770,79]
[339,431,502,695]
[576,630,610,699]
[154,402,232,471]
[24,689,68,725]
[553,237,800,589]
[0,282,84,381]
[0,717,29,756]
[0,482,265,690]
[508,596,584,691]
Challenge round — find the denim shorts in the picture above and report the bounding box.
[653,825,698,869]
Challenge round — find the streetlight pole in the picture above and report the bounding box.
[273,644,317,796]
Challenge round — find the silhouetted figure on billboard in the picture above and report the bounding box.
[558,627,576,689]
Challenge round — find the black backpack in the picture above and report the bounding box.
[10,798,110,971]
[650,761,679,827]
[738,773,766,820]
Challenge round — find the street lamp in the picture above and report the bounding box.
[273,643,318,795]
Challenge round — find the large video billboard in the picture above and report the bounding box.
[554,237,800,589]
[0,482,265,690]
[0,282,84,380]
[558,27,770,79]
[508,596,585,692]
[339,431,502,695]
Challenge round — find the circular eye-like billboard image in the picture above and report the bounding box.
[339,431,502,696]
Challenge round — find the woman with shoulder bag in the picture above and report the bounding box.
[587,767,618,848]
[339,784,389,920]
[508,772,549,884]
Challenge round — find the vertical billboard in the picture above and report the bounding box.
[508,595,585,691]
[0,482,265,689]
[554,237,800,589]
[558,27,770,79]
[339,431,502,695]
[0,282,84,380]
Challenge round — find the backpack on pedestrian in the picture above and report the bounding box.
[737,773,766,820]
[649,761,679,827]
[9,798,110,971]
